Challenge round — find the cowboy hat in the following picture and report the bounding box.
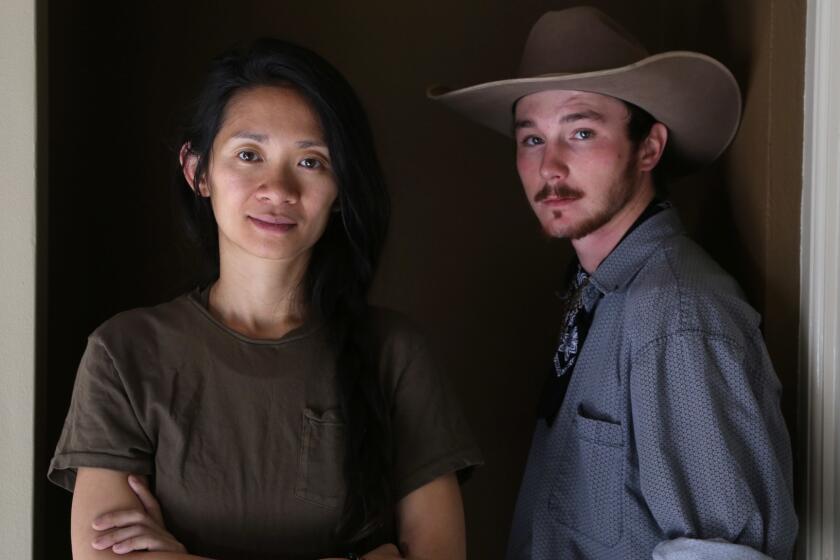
[428,7,742,173]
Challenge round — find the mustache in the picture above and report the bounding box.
[533,184,583,203]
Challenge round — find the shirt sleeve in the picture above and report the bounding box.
[653,537,775,560]
[629,331,797,559]
[387,338,484,500]
[48,335,154,492]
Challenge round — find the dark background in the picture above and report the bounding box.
[34,0,805,557]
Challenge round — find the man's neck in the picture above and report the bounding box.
[571,189,655,274]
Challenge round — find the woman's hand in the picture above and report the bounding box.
[90,474,187,555]
[359,544,403,559]
[321,543,402,560]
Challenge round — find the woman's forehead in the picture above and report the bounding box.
[217,86,325,141]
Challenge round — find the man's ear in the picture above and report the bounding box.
[637,123,668,173]
[179,143,210,197]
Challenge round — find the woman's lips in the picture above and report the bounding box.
[248,215,297,233]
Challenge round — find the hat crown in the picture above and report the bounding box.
[430,7,742,174]
[518,7,649,77]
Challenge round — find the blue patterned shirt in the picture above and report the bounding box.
[506,207,797,559]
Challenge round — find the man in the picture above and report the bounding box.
[430,7,797,559]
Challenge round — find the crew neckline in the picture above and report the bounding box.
[186,286,324,346]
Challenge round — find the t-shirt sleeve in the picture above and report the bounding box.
[388,337,484,500]
[48,335,154,492]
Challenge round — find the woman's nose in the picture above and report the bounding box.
[258,166,299,204]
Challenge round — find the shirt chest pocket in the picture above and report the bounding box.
[295,408,346,509]
[549,410,624,547]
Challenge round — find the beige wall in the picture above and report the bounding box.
[0,0,36,558]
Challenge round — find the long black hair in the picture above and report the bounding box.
[176,38,392,546]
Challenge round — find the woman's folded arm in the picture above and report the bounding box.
[71,467,210,560]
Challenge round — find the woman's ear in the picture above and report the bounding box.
[637,122,668,173]
[180,143,210,197]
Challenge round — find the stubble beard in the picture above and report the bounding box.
[542,158,641,240]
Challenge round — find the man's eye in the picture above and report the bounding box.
[572,129,594,140]
[521,136,544,147]
[237,150,260,162]
[299,158,323,169]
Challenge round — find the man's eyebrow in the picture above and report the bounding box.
[513,119,534,132]
[559,110,605,124]
[512,110,604,133]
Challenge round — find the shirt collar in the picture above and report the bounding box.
[587,206,685,295]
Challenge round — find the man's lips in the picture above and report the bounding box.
[539,196,579,207]
[533,183,583,205]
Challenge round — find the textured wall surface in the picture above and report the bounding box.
[0,0,36,558]
[37,1,805,557]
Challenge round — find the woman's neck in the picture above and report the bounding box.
[209,248,310,340]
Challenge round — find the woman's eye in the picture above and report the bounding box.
[299,158,323,169]
[572,129,594,140]
[237,150,260,162]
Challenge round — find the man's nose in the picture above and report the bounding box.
[539,142,570,183]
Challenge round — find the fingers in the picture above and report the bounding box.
[92,525,186,554]
[92,525,146,550]
[92,509,149,531]
[112,536,148,555]
[112,534,185,554]
[127,475,164,525]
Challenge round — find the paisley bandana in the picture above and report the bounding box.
[553,266,592,378]
[538,264,599,424]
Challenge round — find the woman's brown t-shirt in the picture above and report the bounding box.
[48,291,483,559]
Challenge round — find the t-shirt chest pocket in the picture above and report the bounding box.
[295,408,346,508]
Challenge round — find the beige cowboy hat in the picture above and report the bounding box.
[428,6,742,174]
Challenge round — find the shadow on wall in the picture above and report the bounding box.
[35,0,801,559]
[665,0,763,306]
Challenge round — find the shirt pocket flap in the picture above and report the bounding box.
[573,410,623,448]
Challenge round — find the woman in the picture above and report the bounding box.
[49,39,482,560]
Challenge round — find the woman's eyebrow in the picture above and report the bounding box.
[232,131,268,143]
[229,132,326,149]
[296,140,327,149]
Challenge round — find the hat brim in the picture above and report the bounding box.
[428,51,742,174]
